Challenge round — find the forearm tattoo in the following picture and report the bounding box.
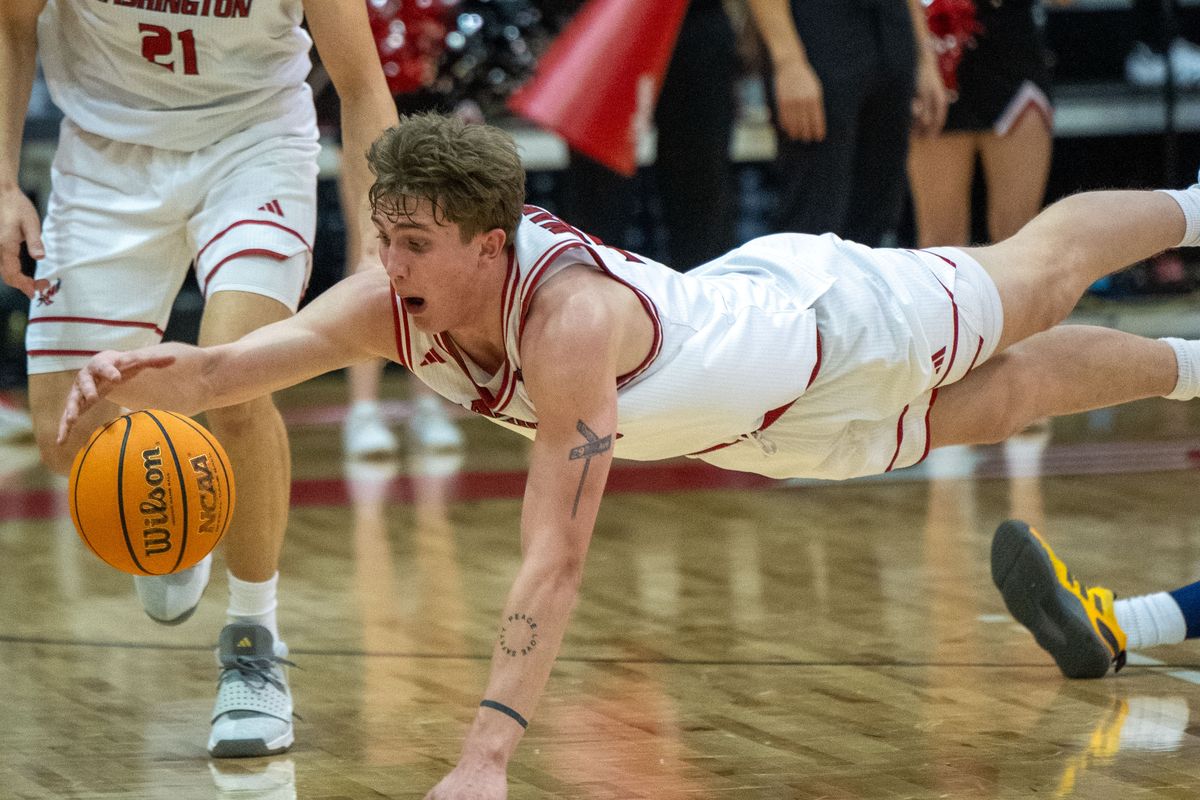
[500,612,540,657]
[568,419,612,518]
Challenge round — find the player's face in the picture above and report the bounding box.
[372,202,490,334]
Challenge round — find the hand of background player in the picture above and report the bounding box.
[423,761,508,800]
[772,58,826,143]
[57,350,177,444]
[911,54,949,137]
[0,184,50,299]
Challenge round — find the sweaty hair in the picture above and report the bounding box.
[367,112,526,243]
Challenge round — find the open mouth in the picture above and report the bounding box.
[403,297,426,313]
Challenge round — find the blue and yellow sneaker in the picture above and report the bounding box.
[991,519,1127,679]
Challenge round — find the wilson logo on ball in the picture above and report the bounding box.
[69,410,235,576]
[140,445,173,556]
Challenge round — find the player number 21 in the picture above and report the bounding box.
[139,24,199,75]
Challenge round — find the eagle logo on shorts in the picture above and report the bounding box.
[35,278,62,307]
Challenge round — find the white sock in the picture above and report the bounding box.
[1160,337,1200,400]
[1157,187,1200,247]
[226,570,279,641]
[1114,592,1186,650]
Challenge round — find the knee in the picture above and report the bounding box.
[962,353,1043,445]
[204,397,278,439]
[34,423,79,476]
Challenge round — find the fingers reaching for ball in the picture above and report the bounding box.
[57,350,177,445]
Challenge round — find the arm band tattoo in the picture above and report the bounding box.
[568,419,612,518]
[480,699,529,729]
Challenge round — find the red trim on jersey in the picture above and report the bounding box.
[196,219,311,264]
[201,248,287,295]
[438,334,501,409]
[917,387,941,465]
[27,349,101,358]
[807,329,823,389]
[493,250,521,411]
[515,240,664,389]
[388,290,411,368]
[886,404,911,472]
[965,335,985,375]
[517,241,581,334]
[930,276,960,390]
[689,397,799,456]
[27,316,164,335]
[920,249,959,269]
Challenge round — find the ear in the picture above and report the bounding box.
[477,227,508,260]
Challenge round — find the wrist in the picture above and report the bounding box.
[461,706,524,766]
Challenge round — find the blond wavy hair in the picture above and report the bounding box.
[367,112,526,242]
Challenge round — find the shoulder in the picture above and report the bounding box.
[521,268,623,372]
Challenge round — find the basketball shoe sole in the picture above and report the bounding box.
[991,519,1126,679]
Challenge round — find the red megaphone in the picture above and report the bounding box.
[508,0,690,177]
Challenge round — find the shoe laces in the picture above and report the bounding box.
[218,652,297,694]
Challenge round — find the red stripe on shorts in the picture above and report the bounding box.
[201,248,288,295]
[196,219,311,263]
[27,349,101,358]
[28,316,164,335]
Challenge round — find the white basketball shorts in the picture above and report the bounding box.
[696,244,1004,481]
[26,117,319,374]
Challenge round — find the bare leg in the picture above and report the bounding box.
[979,110,1052,243]
[28,370,122,474]
[199,290,292,582]
[908,132,979,247]
[964,190,1185,352]
[930,325,1176,448]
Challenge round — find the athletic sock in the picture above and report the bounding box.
[1158,187,1200,247]
[226,570,279,641]
[1160,337,1200,400]
[1114,591,1187,650]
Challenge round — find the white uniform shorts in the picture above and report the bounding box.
[26,118,319,374]
[697,244,1004,481]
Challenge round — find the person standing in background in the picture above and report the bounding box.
[908,0,1054,248]
[560,0,741,271]
[0,0,399,757]
[747,0,947,246]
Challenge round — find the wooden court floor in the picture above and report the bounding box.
[4,375,1200,798]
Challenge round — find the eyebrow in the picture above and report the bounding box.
[371,215,431,232]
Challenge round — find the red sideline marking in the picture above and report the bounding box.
[8,439,1200,523]
[0,461,781,522]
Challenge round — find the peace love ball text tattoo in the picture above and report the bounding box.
[500,613,539,657]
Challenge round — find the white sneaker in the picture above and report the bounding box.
[209,623,295,758]
[409,395,464,450]
[0,399,33,444]
[134,552,212,625]
[1126,38,1200,88]
[342,401,398,460]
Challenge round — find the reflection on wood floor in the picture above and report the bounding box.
[4,376,1200,798]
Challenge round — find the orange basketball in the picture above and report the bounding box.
[68,410,235,576]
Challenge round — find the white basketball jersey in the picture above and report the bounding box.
[392,206,832,461]
[38,0,315,150]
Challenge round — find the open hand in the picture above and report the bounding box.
[423,761,507,800]
[57,350,176,444]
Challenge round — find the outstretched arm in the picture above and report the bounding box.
[58,269,398,441]
[0,0,50,297]
[423,286,622,799]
